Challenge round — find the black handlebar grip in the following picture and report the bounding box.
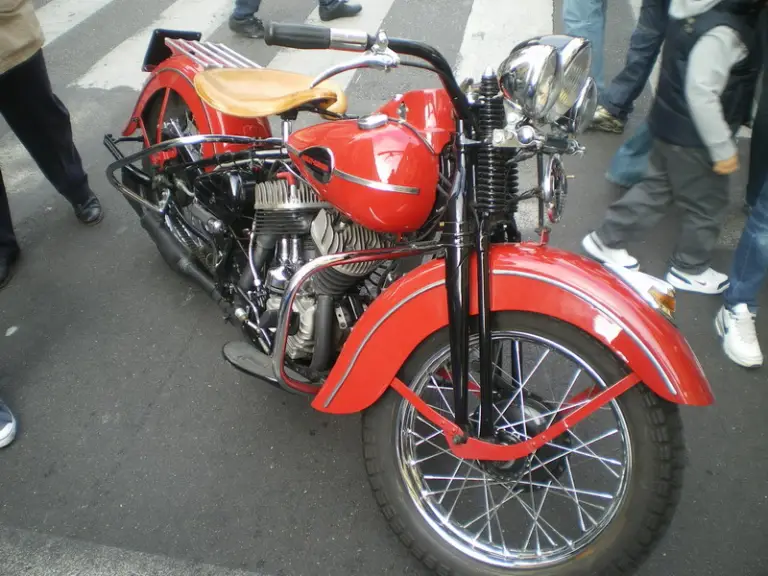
[265,23,332,49]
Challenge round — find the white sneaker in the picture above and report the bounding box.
[0,399,17,449]
[581,232,640,270]
[715,304,764,368]
[666,267,729,295]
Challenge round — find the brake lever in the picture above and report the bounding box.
[310,48,400,87]
[310,29,400,88]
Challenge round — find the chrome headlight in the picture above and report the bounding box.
[554,76,598,134]
[498,43,562,120]
[534,35,593,121]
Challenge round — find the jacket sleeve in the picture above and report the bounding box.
[684,26,748,163]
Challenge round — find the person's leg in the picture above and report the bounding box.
[0,51,102,225]
[229,0,265,38]
[0,397,17,448]
[563,0,607,93]
[605,120,653,188]
[664,146,730,294]
[0,170,21,290]
[716,179,768,367]
[591,0,669,133]
[582,140,673,269]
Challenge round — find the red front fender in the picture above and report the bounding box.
[121,54,272,158]
[311,243,714,414]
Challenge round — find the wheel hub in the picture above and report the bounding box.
[472,390,573,484]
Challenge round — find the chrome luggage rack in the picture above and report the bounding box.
[165,38,262,70]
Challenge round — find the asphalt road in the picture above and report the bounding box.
[1,1,767,575]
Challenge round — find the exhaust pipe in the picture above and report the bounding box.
[139,211,227,308]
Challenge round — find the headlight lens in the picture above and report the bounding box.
[542,35,592,120]
[498,43,562,120]
[554,76,598,134]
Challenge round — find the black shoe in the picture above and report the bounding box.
[73,192,104,226]
[228,14,265,38]
[0,248,20,291]
[319,0,362,21]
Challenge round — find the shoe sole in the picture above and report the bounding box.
[666,271,728,295]
[589,123,625,135]
[0,425,17,448]
[581,234,640,270]
[80,210,105,227]
[714,312,764,368]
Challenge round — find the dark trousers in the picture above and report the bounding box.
[746,11,768,207]
[597,139,730,274]
[600,0,670,121]
[0,49,90,257]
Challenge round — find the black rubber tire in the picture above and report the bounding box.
[362,311,686,576]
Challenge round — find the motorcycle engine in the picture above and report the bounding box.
[251,178,392,363]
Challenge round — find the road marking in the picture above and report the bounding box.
[454,0,553,82]
[38,0,117,47]
[266,0,397,90]
[0,525,269,576]
[74,0,233,90]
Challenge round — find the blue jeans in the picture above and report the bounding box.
[563,0,606,93]
[724,178,768,310]
[606,120,652,188]
[233,0,333,18]
[601,0,669,120]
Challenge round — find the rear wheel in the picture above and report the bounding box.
[362,312,685,576]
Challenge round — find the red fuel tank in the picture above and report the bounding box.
[287,115,440,234]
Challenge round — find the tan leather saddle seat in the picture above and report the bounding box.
[194,68,348,118]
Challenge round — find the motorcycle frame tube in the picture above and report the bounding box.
[270,244,445,395]
[310,243,714,416]
[120,54,273,158]
[105,134,285,214]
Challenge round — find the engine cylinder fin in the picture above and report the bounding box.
[253,178,329,235]
[310,209,393,295]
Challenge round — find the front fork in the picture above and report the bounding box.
[444,130,514,441]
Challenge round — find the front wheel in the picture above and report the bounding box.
[362,312,685,576]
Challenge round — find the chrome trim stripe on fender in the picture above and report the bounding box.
[322,280,446,407]
[333,169,420,195]
[492,270,678,396]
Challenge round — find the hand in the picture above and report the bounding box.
[713,155,739,175]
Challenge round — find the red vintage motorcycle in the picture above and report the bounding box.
[104,23,713,576]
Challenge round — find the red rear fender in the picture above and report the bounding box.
[310,243,714,414]
[121,54,272,158]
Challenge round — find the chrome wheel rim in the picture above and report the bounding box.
[395,330,633,569]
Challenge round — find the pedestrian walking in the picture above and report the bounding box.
[229,0,363,39]
[590,0,671,135]
[715,174,768,368]
[0,398,17,448]
[581,0,763,295]
[0,0,103,290]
